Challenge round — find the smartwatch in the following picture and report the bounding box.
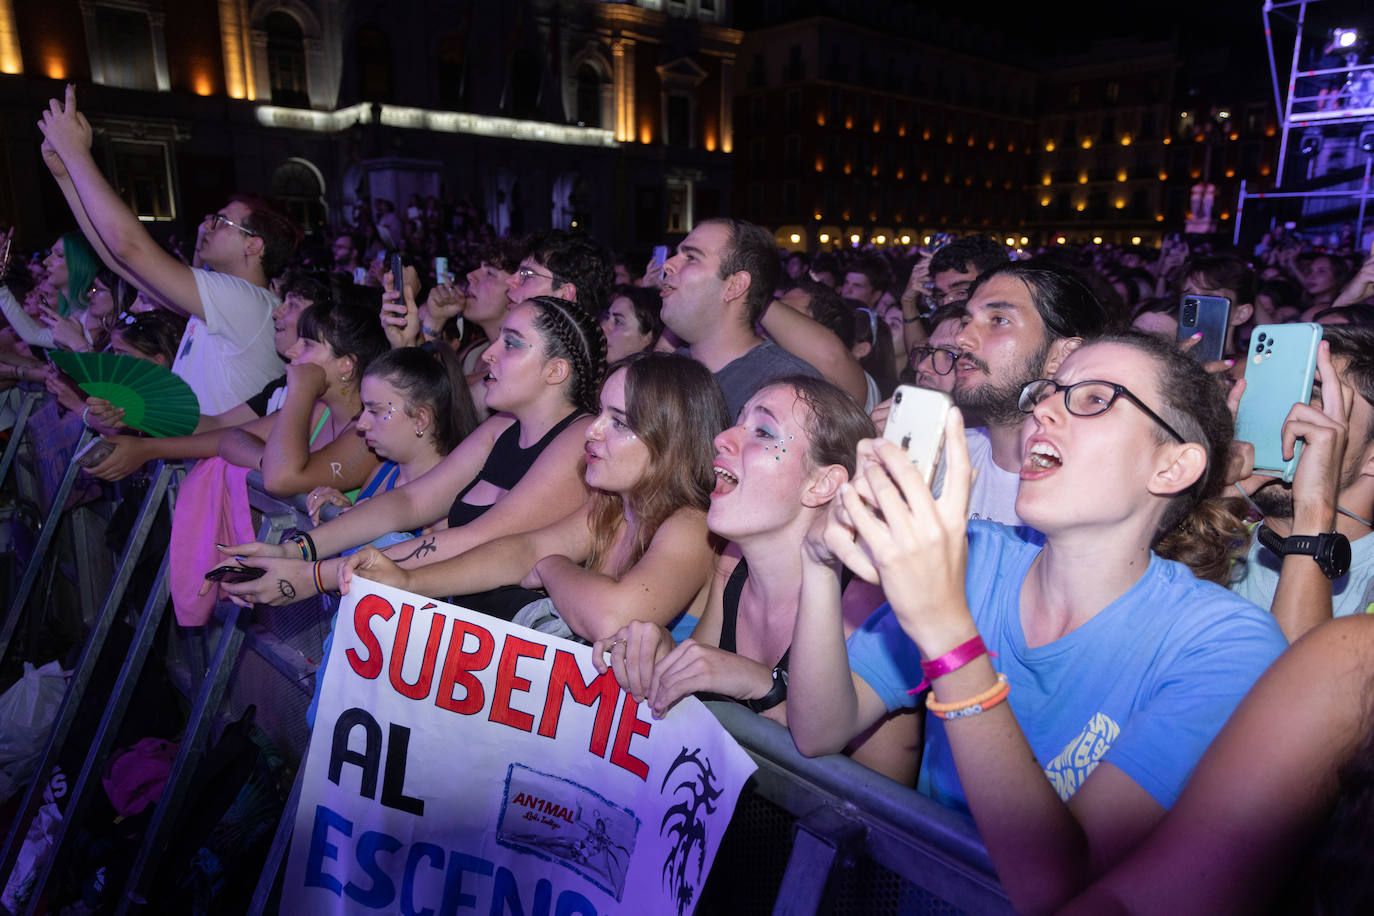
[1257,525,1351,580]
[744,666,789,713]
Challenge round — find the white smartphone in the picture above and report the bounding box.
[882,385,952,497]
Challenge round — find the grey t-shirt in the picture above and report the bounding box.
[707,341,822,419]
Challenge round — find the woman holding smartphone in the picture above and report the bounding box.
[786,332,1288,914]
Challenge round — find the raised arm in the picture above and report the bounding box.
[760,299,868,404]
[1252,342,1348,641]
[788,502,900,755]
[259,364,378,496]
[39,85,203,317]
[0,285,56,348]
[1060,616,1374,916]
[832,430,1172,914]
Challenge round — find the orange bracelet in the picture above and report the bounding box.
[926,674,1010,720]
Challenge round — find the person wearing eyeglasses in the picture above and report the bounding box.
[904,303,965,394]
[787,330,1286,914]
[37,84,298,413]
[504,229,615,316]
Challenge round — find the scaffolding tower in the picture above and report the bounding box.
[1235,0,1374,246]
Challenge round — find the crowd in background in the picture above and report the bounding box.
[3,82,1374,914]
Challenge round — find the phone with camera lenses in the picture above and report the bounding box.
[1235,323,1322,483]
[1177,294,1231,364]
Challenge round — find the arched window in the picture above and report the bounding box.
[271,158,326,237]
[575,63,602,127]
[357,26,393,101]
[265,11,308,107]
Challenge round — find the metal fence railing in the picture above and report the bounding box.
[0,407,1008,915]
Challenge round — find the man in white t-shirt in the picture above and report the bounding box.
[951,261,1110,524]
[38,85,294,413]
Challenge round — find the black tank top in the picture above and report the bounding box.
[717,559,791,673]
[718,558,852,672]
[447,411,583,528]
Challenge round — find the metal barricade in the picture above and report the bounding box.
[1,464,1011,915]
[703,702,1010,915]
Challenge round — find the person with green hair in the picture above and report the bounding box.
[0,230,100,348]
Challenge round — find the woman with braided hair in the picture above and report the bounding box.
[340,352,729,642]
[218,295,606,610]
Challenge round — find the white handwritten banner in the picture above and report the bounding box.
[283,578,757,915]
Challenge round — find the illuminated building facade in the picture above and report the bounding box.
[0,0,741,252]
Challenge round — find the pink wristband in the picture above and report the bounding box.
[907,634,992,695]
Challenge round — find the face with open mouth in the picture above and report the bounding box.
[480,303,546,412]
[707,385,814,540]
[1015,342,1191,532]
[272,292,310,357]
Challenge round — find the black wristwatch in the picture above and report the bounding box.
[744,666,789,712]
[1257,525,1351,580]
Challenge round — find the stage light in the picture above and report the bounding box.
[819,233,830,243]
[1359,127,1374,154]
[1299,130,1322,156]
[1334,28,1358,48]
[789,233,801,244]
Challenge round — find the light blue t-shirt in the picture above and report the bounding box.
[1229,528,1374,618]
[847,522,1287,812]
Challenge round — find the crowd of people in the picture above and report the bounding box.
[4,83,1374,912]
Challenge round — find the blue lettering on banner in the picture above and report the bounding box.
[301,803,600,915]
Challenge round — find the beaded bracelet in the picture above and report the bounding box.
[926,673,1010,720]
[313,561,326,594]
[907,634,992,695]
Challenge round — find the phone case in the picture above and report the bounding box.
[1235,323,1322,482]
[882,385,951,497]
[1177,295,1231,364]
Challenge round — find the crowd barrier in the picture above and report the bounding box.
[0,390,1009,915]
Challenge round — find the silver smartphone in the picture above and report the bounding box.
[882,385,952,497]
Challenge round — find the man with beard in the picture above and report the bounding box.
[951,261,1109,523]
[1230,326,1374,640]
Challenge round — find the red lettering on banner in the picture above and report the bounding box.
[388,603,445,700]
[609,691,653,780]
[435,619,494,715]
[537,650,619,757]
[489,636,546,732]
[346,595,394,679]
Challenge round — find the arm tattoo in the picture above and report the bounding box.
[278,578,297,600]
[394,537,437,563]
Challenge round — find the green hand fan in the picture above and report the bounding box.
[49,351,199,437]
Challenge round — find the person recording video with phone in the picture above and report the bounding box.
[1230,326,1374,641]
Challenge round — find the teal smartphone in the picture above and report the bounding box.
[1235,323,1322,483]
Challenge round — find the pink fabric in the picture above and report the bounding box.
[169,457,254,626]
[102,737,179,817]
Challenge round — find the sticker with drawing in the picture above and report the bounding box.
[497,763,639,901]
[1043,712,1120,801]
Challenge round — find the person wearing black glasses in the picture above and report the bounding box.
[904,303,964,394]
[788,330,1287,914]
[38,84,299,414]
